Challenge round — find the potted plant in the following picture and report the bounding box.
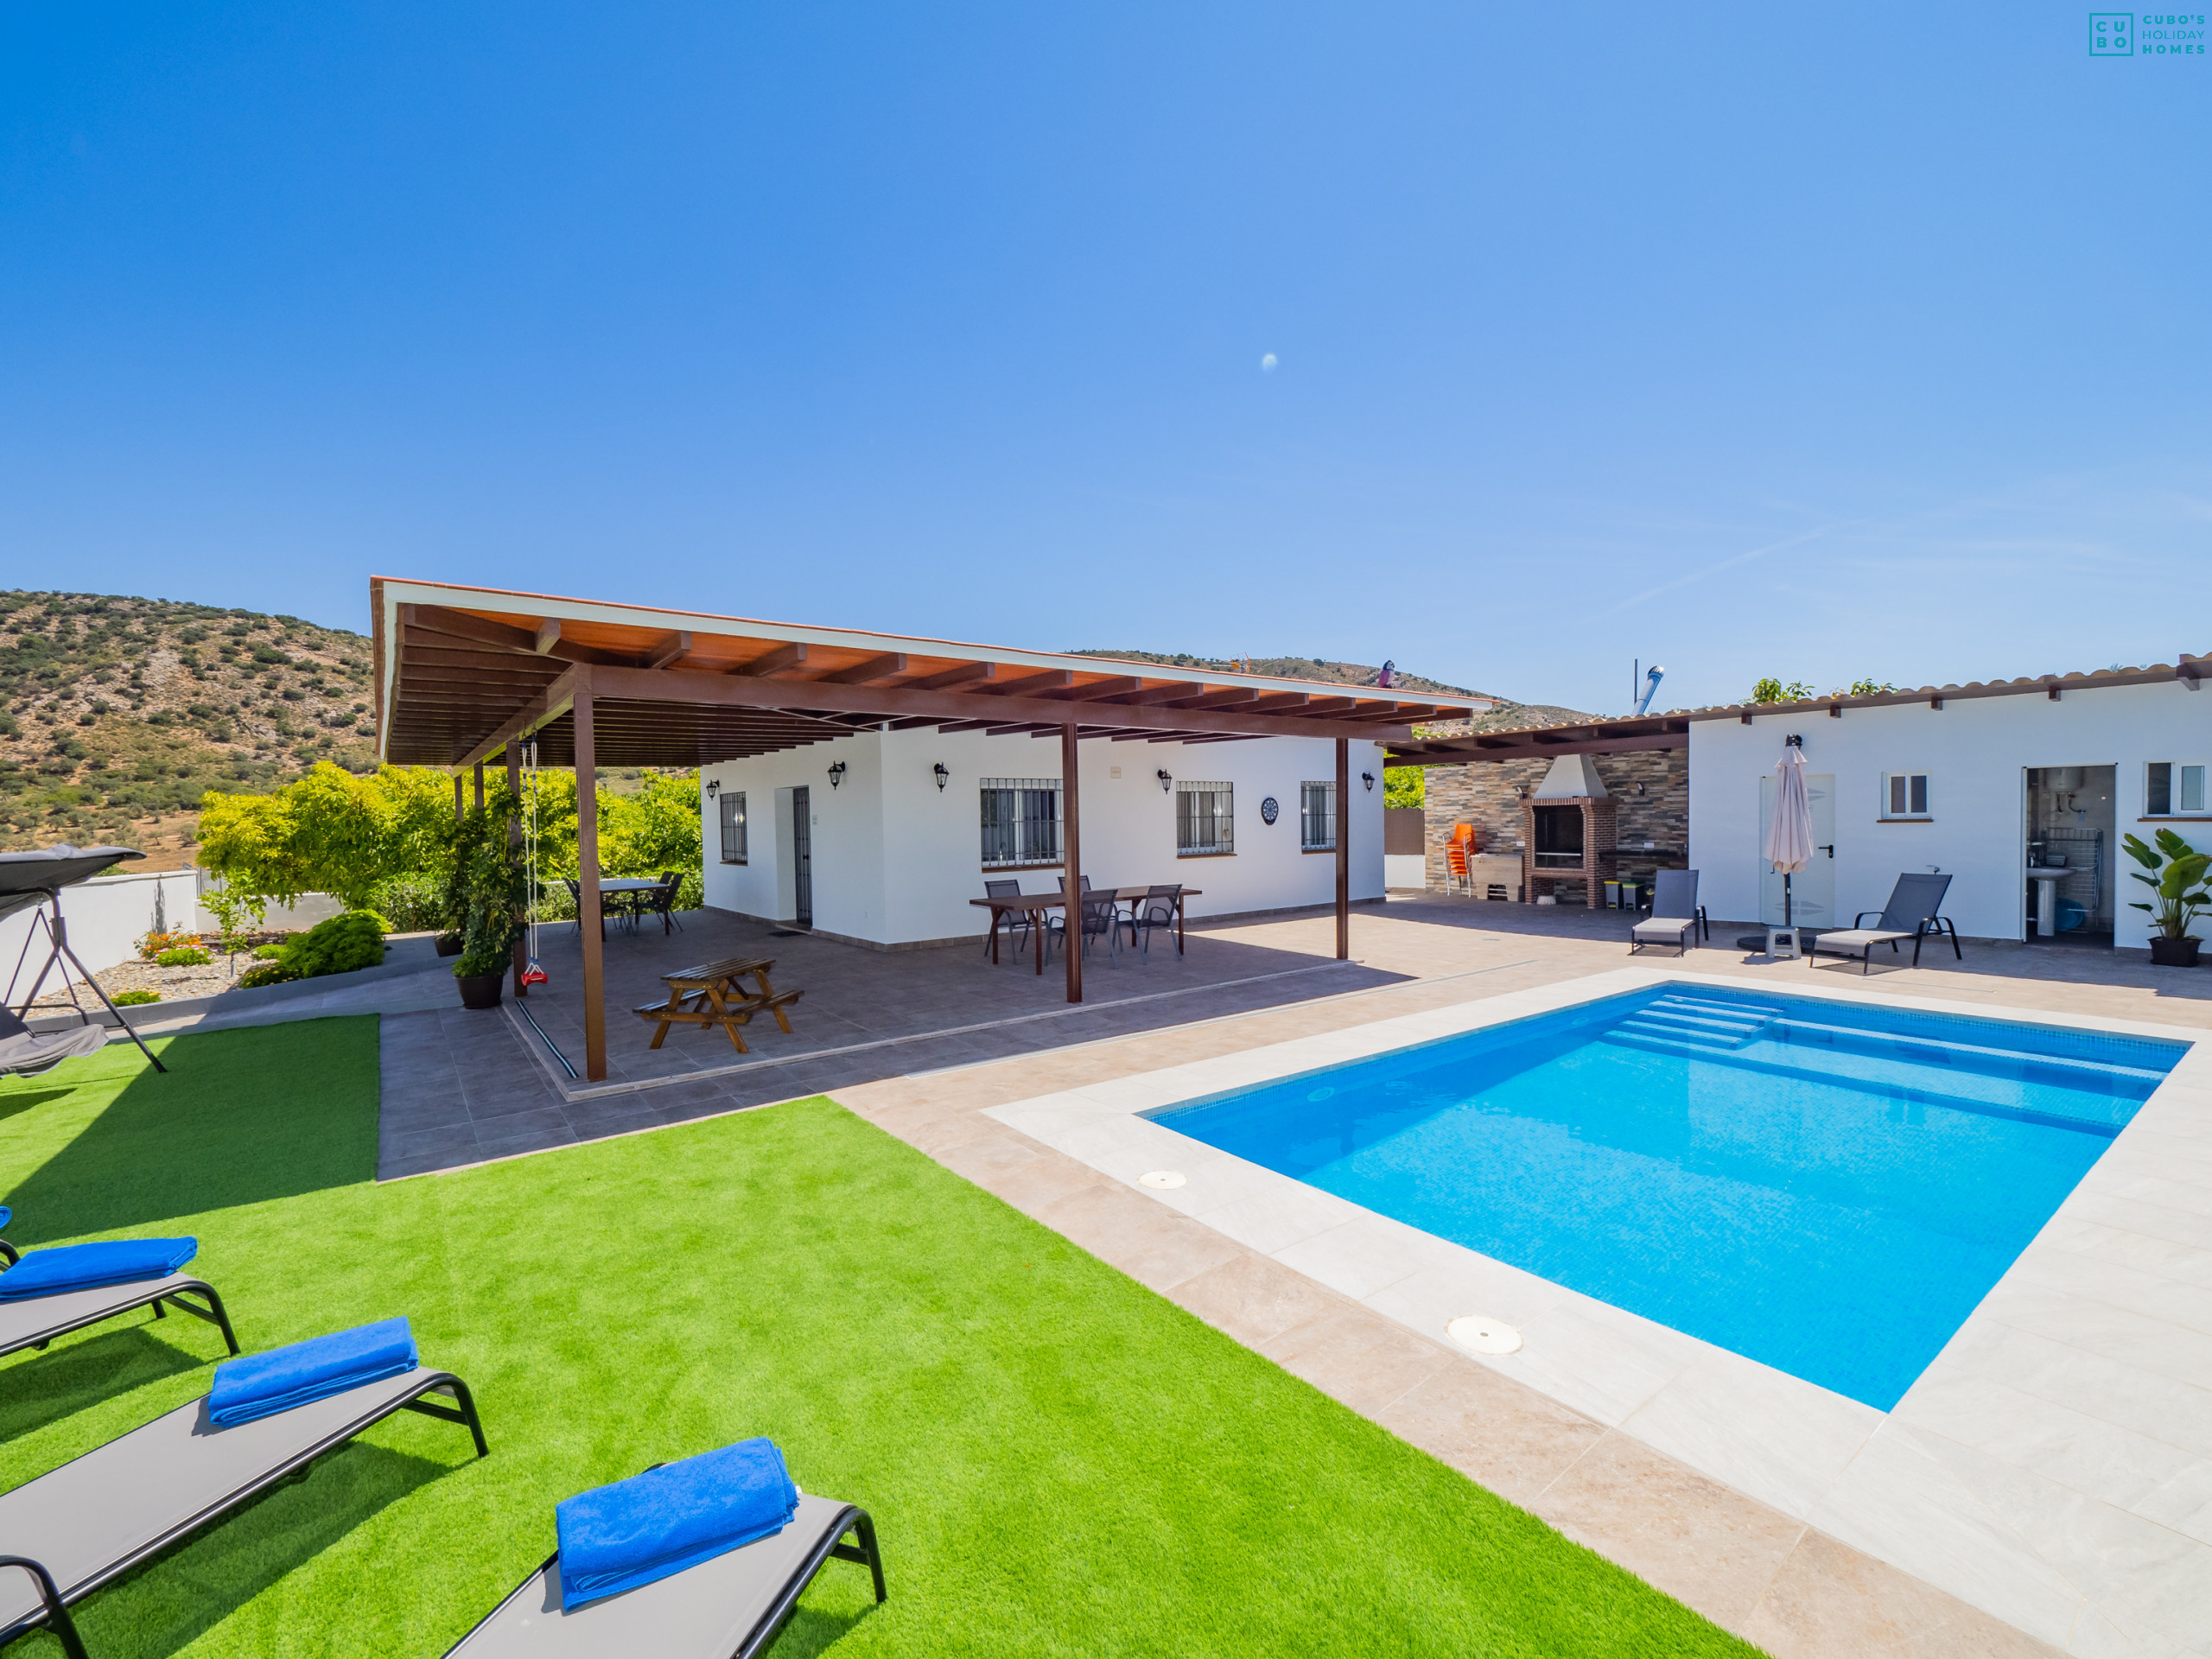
[435,931,465,957]
[446,790,524,1007]
[2124,828,2211,967]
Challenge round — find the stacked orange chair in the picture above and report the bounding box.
[1446,823,1477,893]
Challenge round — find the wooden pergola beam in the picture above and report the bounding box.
[537,664,1415,747]
[812,652,907,685]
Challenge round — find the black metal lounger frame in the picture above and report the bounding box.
[0,1275,239,1362]
[1807,912,1962,972]
[0,1370,488,1652]
[448,1503,887,1659]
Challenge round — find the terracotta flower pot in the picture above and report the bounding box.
[456,972,505,1009]
[2149,937,2202,968]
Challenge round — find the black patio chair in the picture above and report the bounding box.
[640,872,686,937]
[1807,873,1960,973]
[1045,892,1122,968]
[982,880,1031,961]
[1128,885,1183,961]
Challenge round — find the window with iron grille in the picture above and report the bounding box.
[718,791,747,863]
[1177,781,1235,856]
[1300,781,1336,850]
[981,778,1061,868]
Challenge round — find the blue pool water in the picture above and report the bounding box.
[1147,987,2186,1409]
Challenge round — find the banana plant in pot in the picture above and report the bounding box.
[2124,828,2212,968]
[446,789,525,1008]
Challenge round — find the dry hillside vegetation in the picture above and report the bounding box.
[0,591,378,866]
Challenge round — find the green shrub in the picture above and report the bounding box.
[252,942,287,960]
[367,870,445,932]
[238,961,296,988]
[111,988,162,1005]
[155,946,213,967]
[279,909,390,979]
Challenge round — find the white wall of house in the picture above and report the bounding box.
[1688,680,2212,949]
[699,727,1387,947]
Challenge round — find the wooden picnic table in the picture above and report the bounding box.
[632,954,802,1052]
[969,887,1201,973]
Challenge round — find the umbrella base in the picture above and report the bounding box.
[1738,927,1818,958]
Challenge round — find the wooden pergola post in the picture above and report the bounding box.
[474,761,485,810]
[1062,721,1083,1004]
[453,773,463,820]
[1335,738,1350,960]
[505,744,526,998]
[573,670,607,1080]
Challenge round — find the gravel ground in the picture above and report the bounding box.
[30,949,264,1008]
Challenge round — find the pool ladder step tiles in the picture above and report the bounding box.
[1768,1016,2171,1090]
[1605,995,1783,1053]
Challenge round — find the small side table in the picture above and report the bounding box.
[1765,926,1802,960]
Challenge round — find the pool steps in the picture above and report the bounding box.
[1599,994,2149,1135]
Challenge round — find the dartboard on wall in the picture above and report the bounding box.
[1260,796,1280,824]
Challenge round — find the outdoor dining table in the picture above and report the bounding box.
[969,887,1202,973]
[633,954,802,1052]
[597,876,664,931]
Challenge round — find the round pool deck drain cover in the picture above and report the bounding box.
[1138,1170,1187,1190]
[1447,1316,1522,1355]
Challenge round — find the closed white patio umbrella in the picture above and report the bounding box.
[1765,741,1815,929]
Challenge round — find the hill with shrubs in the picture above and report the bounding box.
[0,590,378,864]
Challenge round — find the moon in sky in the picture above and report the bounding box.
[1260,353,1278,372]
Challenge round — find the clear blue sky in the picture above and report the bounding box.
[3,3,2205,715]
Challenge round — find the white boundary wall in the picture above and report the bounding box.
[1688,678,2212,948]
[700,728,1387,946]
[1,867,207,988]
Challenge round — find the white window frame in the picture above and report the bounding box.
[2146,760,2210,818]
[718,790,747,863]
[1878,771,1931,821]
[1176,781,1235,857]
[1300,780,1336,851]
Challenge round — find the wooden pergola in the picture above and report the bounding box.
[373,578,1491,1080]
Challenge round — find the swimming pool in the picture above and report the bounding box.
[1146,985,2186,1409]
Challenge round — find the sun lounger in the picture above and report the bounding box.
[1629,869,1707,957]
[0,1205,14,1268]
[0,1357,486,1653]
[0,1270,238,1363]
[443,1492,884,1658]
[1805,872,1960,973]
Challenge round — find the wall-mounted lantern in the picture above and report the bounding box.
[932,762,949,792]
[1155,769,1173,793]
[1361,772,1375,791]
[827,761,848,790]
[704,779,719,799]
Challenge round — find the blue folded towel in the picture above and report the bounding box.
[0,1205,11,1230]
[556,1440,800,1610]
[0,1236,195,1301]
[207,1317,417,1427]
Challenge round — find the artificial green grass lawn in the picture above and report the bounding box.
[0,1020,1761,1657]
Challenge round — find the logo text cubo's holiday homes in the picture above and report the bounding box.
[2092,11,2208,54]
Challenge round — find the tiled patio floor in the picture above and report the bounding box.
[374,906,1412,1178]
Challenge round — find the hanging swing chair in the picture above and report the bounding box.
[519,741,550,988]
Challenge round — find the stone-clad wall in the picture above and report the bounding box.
[1421,748,1689,893]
